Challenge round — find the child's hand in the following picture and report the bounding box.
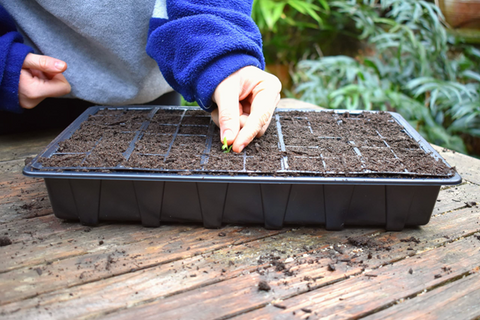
[211,66,281,153]
[18,53,71,109]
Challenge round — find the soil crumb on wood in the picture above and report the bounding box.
[465,201,477,207]
[347,235,391,251]
[0,236,12,246]
[258,280,271,291]
[400,237,420,244]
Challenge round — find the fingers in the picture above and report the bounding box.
[18,53,71,109]
[212,66,281,153]
[19,68,71,109]
[231,70,281,153]
[22,53,67,73]
[213,73,241,145]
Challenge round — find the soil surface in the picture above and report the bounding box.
[38,108,455,178]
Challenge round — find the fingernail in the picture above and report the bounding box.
[223,129,234,142]
[238,144,245,153]
[55,61,66,70]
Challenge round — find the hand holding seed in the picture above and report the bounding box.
[211,66,281,153]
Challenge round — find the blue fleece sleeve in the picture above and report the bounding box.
[146,0,265,111]
[0,5,34,113]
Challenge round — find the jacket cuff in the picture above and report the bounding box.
[0,41,33,113]
[194,53,262,112]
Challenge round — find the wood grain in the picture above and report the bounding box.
[363,272,480,320]
[103,234,480,320]
[433,145,480,185]
[0,129,61,162]
[232,236,480,320]
[0,223,284,305]
[2,202,478,319]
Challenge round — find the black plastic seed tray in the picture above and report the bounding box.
[23,106,461,230]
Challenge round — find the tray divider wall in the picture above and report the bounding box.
[324,185,354,230]
[44,179,78,221]
[405,186,440,226]
[385,185,415,230]
[223,184,263,224]
[197,182,228,228]
[70,179,102,225]
[133,181,165,227]
[284,184,325,225]
[161,182,202,222]
[260,184,291,229]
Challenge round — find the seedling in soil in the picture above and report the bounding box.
[222,137,232,153]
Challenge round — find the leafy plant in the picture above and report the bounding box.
[294,0,480,154]
[251,0,331,65]
[222,137,232,153]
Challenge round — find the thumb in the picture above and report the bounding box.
[22,53,67,73]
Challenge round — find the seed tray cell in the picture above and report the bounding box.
[23,106,461,230]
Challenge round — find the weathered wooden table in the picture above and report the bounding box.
[1,100,479,320]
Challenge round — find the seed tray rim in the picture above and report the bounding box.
[23,106,462,186]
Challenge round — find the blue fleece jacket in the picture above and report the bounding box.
[0,6,33,113]
[147,0,264,111]
[0,1,264,113]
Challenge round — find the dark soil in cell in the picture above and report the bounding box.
[204,154,244,171]
[38,108,455,178]
[44,154,86,167]
[287,156,323,172]
[134,134,172,154]
[145,123,177,134]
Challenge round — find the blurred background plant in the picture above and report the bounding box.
[252,0,336,90]
[254,0,480,155]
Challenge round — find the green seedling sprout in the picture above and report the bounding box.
[222,137,232,153]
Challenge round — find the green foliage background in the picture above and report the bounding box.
[252,0,480,155]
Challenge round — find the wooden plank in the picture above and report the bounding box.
[0,227,371,319]
[0,215,86,246]
[230,236,480,320]
[1,203,479,319]
[0,174,52,224]
[0,159,27,174]
[0,174,43,200]
[103,234,480,320]
[0,224,284,305]
[433,145,480,185]
[0,129,61,162]
[362,273,480,320]
[277,98,322,110]
[434,182,479,215]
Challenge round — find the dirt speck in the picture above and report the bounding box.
[400,237,420,244]
[0,236,12,247]
[258,280,271,291]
